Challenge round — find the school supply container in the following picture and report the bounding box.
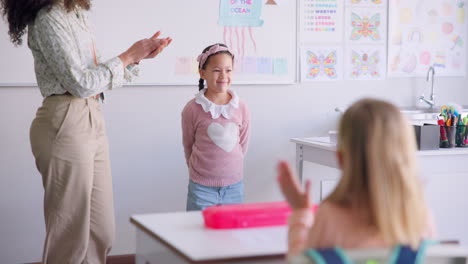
[413,124,439,150]
[456,125,468,147]
[440,125,456,148]
[202,201,318,229]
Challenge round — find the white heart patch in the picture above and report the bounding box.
[207,122,239,152]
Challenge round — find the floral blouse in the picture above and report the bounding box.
[27,4,139,98]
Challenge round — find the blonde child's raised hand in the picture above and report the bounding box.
[277,161,312,210]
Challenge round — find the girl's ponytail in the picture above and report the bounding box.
[198,78,204,91]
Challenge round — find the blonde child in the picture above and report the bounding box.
[182,43,251,211]
[278,98,435,260]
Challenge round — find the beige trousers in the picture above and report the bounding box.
[30,95,114,264]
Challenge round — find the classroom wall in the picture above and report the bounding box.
[1,75,468,263]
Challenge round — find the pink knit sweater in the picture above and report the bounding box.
[181,94,250,187]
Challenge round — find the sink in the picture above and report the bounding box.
[400,108,438,123]
[400,107,439,114]
[400,109,424,114]
[400,105,468,125]
[400,107,438,123]
[406,113,439,120]
[400,105,468,114]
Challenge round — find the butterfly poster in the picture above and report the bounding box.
[300,46,343,82]
[345,46,386,80]
[346,0,386,8]
[345,8,387,44]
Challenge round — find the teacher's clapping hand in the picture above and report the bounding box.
[119,31,172,67]
[145,31,172,59]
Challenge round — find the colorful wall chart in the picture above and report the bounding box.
[345,7,387,45]
[173,0,293,83]
[301,46,343,82]
[343,0,387,80]
[174,55,288,76]
[173,0,291,79]
[218,0,264,57]
[299,0,387,82]
[347,0,385,8]
[344,46,386,80]
[300,0,344,43]
[0,0,296,86]
[388,0,467,77]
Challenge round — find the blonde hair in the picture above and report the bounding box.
[325,98,428,249]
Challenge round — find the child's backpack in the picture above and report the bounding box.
[304,240,436,264]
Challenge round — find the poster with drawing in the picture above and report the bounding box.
[169,0,295,84]
[388,0,467,77]
[344,45,385,80]
[344,7,387,45]
[343,1,387,80]
[347,0,386,8]
[300,46,343,82]
[0,0,296,85]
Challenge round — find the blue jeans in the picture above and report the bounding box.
[186,180,244,211]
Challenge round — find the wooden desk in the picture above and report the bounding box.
[130,211,288,264]
[291,136,468,245]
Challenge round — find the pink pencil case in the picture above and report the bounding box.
[202,201,318,229]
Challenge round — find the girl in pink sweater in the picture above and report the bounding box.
[278,98,435,260]
[182,43,251,211]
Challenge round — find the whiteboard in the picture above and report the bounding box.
[0,26,37,86]
[0,0,297,86]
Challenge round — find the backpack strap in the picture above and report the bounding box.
[391,245,418,264]
[389,240,438,264]
[305,248,353,264]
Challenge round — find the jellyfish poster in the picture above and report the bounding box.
[300,46,343,82]
[214,0,293,79]
[388,0,467,77]
[218,0,264,58]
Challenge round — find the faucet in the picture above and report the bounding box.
[334,107,345,114]
[419,66,436,108]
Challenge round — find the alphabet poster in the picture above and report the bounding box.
[300,0,344,43]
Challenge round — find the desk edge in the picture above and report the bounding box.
[129,217,286,263]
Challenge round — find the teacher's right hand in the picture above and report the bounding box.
[144,31,172,59]
[119,31,172,67]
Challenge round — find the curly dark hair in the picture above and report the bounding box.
[1,0,90,45]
